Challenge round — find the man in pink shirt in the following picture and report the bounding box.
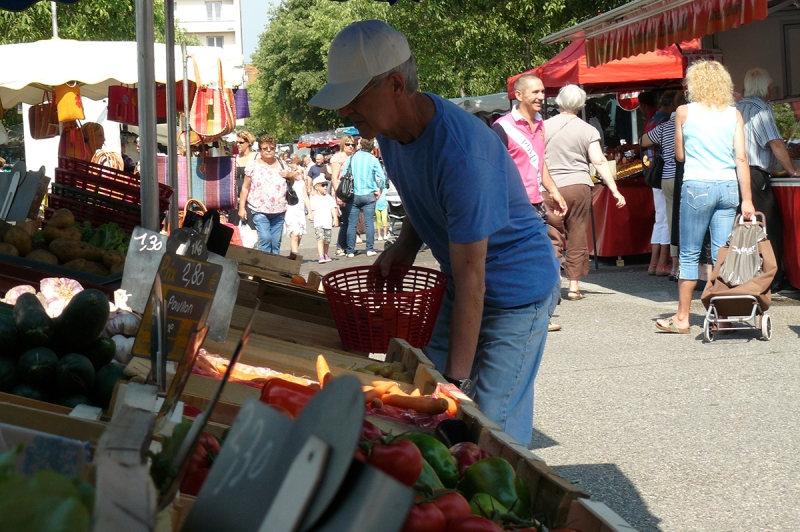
[493,74,567,331]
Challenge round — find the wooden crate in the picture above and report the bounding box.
[237,278,336,328]
[0,398,107,448]
[227,303,343,351]
[226,246,303,284]
[566,498,638,532]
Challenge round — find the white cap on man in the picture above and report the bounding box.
[312,176,328,187]
[308,20,410,110]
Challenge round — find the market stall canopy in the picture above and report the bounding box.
[508,38,701,98]
[540,0,768,67]
[449,92,510,115]
[297,130,340,149]
[0,39,244,109]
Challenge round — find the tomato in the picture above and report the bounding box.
[445,515,503,532]
[198,432,221,455]
[361,419,383,441]
[181,467,209,496]
[365,438,423,487]
[182,404,203,418]
[402,502,446,532]
[430,491,471,523]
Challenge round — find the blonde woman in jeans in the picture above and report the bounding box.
[655,61,754,334]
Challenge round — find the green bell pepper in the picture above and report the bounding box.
[403,433,461,488]
[456,457,531,519]
[469,493,508,518]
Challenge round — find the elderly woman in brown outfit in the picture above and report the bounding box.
[545,84,626,300]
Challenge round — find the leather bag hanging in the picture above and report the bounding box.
[58,121,92,161]
[107,85,138,126]
[54,82,85,122]
[336,157,355,202]
[28,91,60,139]
[156,80,197,123]
[189,57,234,142]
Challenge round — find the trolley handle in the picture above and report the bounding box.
[736,211,767,235]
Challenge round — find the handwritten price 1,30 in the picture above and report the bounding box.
[133,233,163,252]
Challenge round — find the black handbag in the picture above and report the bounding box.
[643,151,664,189]
[285,180,299,206]
[336,158,355,202]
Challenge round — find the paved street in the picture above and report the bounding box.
[280,225,800,532]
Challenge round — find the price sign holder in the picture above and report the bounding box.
[182,376,413,532]
[156,300,259,510]
[121,226,240,343]
[132,228,223,362]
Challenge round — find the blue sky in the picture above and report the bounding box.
[241,0,278,62]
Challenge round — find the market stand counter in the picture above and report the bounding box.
[589,176,654,257]
[772,177,800,288]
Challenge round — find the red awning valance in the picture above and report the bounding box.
[584,0,768,67]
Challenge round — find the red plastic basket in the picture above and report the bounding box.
[322,265,448,353]
[45,186,141,233]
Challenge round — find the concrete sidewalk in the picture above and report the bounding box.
[280,226,800,531]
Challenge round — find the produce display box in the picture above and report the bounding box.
[0,255,122,296]
[0,394,107,449]
[227,301,343,351]
[237,276,336,328]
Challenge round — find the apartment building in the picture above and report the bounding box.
[174,0,243,58]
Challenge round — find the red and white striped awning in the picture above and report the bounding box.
[541,0,768,67]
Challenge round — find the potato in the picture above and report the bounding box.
[4,226,32,256]
[43,223,82,243]
[0,242,19,256]
[0,220,11,241]
[48,208,75,229]
[25,249,59,265]
[63,258,110,276]
[109,262,125,275]
[49,238,104,263]
[102,249,125,269]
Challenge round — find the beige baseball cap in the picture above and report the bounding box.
[309,20,411,110]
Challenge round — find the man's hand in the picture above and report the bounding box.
[373,219,423,276]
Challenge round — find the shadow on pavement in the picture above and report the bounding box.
[529,429,559,450]
[551,463,662,532]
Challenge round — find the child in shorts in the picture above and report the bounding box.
[309,176,338,263]
[375,182,389,241]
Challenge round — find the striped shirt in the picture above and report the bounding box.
[736,96,782,172]
[647,115,677,180]
[344,150,386,196]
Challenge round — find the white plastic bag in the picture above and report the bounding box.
[238,221,258,249]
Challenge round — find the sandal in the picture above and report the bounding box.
[567,291,584,301]
[647,263,658,276]
[655,317,690,334]
[656,264,671,277]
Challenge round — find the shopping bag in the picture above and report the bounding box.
[107,85,138,126]
[156,81,197,123]
[54,83,85,122]
[189,57,234,141]
[58,121,91,161]
[238,221,258,248]
[643,147,664,189]
[718,220,766,287]
[28,92,60,139]
[234,88,250,119]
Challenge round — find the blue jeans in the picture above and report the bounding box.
[336,200,352,251]
[678,180,739,280]
[252,211,285,254]
[347,194,376,254]
[423,280,560,447]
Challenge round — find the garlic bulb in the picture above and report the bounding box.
[2,285,36,305]
[106,311,141,337]
[112,334,136,364]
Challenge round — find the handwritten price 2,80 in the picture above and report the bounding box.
[182,262,206,288]
[133,233,163,252]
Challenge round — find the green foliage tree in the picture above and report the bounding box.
[248,0,630,142]
[0,0,198,44]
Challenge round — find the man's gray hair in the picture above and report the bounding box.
[659,91,677,108]
[373,54,418,96]
[555,84,587,113]
[514,74,542,93]
[743,68,772,99]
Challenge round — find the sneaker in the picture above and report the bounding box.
[366,250,377,257]
[356,236,363,243]
[335,249,345,256]
[324,254,331,262]
[377,236,383,241]
[318,256,326,263]
[346,253,355,258]
[548,321,562,332]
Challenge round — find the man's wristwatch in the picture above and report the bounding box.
[444,375,474,395]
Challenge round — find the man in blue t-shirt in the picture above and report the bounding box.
[309,20,559,446]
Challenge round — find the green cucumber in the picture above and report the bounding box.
[57,353,96,396]
[0,356,19,392]
[93,362,128,409]
[52,289,110,353]
[17,347,59,388]
[0,316,19,359]
[13,293,54,349]
[84,337,116,371]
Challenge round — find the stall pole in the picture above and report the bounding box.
[50,2,58,37]
[136,0,160,231]
[165,0,179,233]
[182,43,193,200]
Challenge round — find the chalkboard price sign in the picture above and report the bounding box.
[132,251,223,362]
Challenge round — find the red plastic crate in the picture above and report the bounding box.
[322,265,448,353]
[45,191,141,233]
[57,156,173,209]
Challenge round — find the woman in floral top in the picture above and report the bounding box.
[238,134,297,253]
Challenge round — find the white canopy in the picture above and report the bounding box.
[449,92,511,115]
[0,38,245,109]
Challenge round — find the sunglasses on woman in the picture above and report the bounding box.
[344,143,355,147]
